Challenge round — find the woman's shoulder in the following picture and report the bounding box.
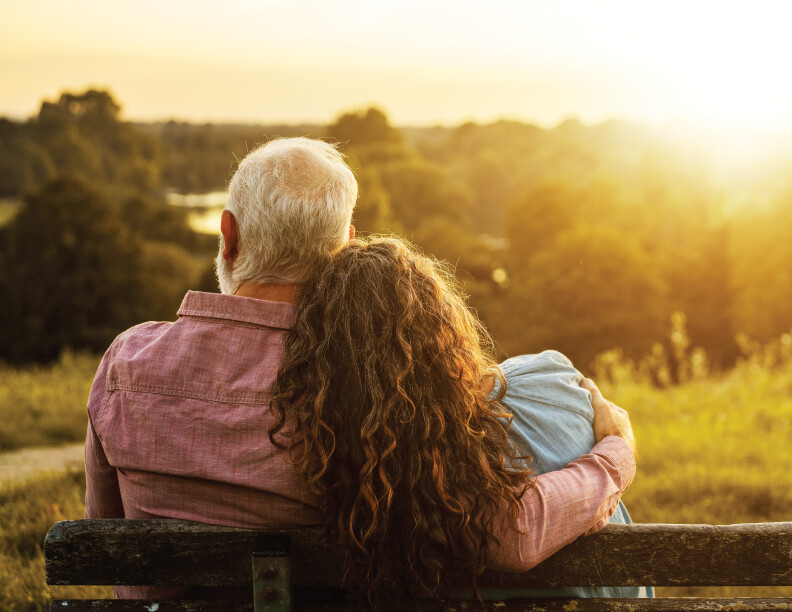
[492,350,593,420]
[497,350,579,383]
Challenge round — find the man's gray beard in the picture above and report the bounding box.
[215,244,235,295]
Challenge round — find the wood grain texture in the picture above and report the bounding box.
[50,599,792,611]
[45,520,792,588]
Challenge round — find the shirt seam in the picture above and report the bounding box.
[506,394,593,420]
[92,387,114,442]
[106,381,272,405]
[178,313,290,331]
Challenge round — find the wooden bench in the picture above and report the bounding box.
[45,519,792,611]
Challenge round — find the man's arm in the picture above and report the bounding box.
[85,350,124,518]
[489,435,635,571]
[490,381,637,571]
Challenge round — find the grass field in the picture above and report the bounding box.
[615,359,792,525]
[2,335,791,608]
[603,339,792,600]
[0,352,99,451]
[0,470,111,612]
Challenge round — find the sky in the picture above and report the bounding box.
[2,0,792,132]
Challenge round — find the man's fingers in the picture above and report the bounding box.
[580,377,603,401]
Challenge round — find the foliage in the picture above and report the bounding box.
[327,107,403,148]
[144,120,324,193]
[0,198,20,226]
[2,91,792,375]
[613,332,792,598]
[2,91,792,602]
[0,470,111,611]
[121,193,195,248]
[411,118,777,369]
[0,89,161,198]
[586,329,792,528]
[729,199,792,344]
[0,175,209,363]
[139,241,205,321]
[502,225,668,369]
[0,177,146,362]
[0,90,219,364]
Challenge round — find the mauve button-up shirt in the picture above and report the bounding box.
[85,291,635,598]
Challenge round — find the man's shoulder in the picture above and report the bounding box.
[108,320,174,359]
[88,320,175,420]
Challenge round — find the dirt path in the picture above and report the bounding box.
[0,443,84,483]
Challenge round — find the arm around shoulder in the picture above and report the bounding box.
[488,436,635,572]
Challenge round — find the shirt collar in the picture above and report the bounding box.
[177,291,297,330]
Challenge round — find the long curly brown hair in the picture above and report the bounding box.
[270,236,533,604]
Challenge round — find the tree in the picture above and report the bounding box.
[0,177,145,362]
[499,225,668,370]
[326,107,411,167]
[505,180,580,271]
[378,160,472,231]
[351,167,394,234]
[33,89,162,196]
[327,107,403,147]
[729,198,792,344]
[138,241,204,321]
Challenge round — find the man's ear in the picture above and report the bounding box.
[348,225,356,241]
[221,210,239,261]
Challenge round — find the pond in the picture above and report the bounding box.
[166,191,226,235]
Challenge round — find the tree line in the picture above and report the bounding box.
[1,89,790,378]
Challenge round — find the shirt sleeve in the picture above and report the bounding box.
[489,435,636,571]
[84,350,125,519]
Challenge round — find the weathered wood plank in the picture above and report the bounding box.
[51,601,252,611]
[45,520,792,588]
[45,520,335,587]
[484,522,792,588]
[49,599,792,611]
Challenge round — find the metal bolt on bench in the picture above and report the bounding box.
[252,534,292,612]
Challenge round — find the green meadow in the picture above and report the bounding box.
[2,335,791,608]
[1,470,111,611]
[0,352,99,451]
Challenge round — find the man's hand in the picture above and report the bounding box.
[580,378,637,458]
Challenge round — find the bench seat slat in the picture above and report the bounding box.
[45,520,792,588]
[50,598,792,611]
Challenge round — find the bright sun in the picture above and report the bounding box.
[632,2,792,133]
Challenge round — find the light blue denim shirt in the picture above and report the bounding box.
[484,350,652,599]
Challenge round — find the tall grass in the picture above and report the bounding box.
[0,470,111,611]
[0,352,99,451]
[608,333,792,525]
[606,333,792,599]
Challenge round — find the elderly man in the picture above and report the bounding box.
[85,137,637,599]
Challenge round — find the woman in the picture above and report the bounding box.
[269,236,636,605]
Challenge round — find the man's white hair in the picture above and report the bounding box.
[216,137,357,293]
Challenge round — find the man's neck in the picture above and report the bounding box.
[233,283,301,305]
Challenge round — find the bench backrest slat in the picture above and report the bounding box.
[47,598,792,611]
[44,520,792,588]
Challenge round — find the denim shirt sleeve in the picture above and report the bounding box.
[490,350,596,474]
